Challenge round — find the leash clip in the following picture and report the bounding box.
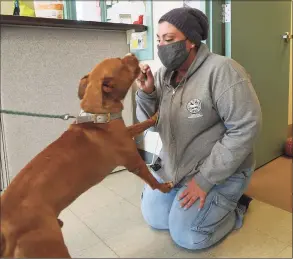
[62,114,75,120]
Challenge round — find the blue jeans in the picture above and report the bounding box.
[141,168,253,250]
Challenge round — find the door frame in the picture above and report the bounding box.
[205,0,225,55]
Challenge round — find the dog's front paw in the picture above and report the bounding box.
[157,181,174,193]
[151,112,159,123]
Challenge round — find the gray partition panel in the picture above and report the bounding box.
[1,26,130,185]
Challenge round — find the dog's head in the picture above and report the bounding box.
[78,53,140,114]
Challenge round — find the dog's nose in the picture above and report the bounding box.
[125,53,135,57]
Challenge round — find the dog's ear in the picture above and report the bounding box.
[80,76,107,113]
[80,76,124,114]
[78,74,89,100]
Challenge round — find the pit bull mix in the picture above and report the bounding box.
[0,54,173,258]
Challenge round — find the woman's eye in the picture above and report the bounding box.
[156,38,173,45]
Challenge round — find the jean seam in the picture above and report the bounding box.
[219,177,247,202]
[191,195,216,231]
[190,233,211,246]
[192,193,237,233]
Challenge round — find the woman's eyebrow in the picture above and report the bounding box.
[156,33,176,37]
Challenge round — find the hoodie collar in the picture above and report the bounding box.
[184,43,211,80]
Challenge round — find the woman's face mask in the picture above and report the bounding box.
[157,40,190,71]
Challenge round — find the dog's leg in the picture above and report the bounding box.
[127,113,158,138]
[125,158,173,193]
[14,228,71,258]
[0,231,5,257]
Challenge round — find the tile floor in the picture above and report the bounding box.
[60,170,292,258]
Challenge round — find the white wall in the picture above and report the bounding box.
[137,0,184,155]
[147,1,184,71]
[136,1,205,155]
[76,0,101,22]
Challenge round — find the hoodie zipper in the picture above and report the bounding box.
[170,88,177,141]
[168,77,188,185]
[169,86,180,184]
[164,44,210,185]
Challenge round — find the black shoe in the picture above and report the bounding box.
[238,194,253,211]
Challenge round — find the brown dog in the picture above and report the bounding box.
[0,54,173,258]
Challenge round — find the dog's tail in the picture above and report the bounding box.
[0,231,6,257]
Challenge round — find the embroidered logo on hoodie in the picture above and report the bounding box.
[186,99,203,118]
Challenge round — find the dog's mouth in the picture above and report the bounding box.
[102,83,114,93]
[102,77,114,93]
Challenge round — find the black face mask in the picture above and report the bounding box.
[157,40,190,71]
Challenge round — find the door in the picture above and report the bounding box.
[225,1,292,168]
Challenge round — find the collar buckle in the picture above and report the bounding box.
[92,113,111,123]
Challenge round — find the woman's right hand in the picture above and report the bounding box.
[136,64,155,94]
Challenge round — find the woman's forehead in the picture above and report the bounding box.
[157,22,185,37]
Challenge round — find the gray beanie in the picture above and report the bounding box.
[158,7,209,46]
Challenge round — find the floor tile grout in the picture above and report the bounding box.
[254,227,292,246]
[68,207,121,258]
[100,180,144,209]
[277,245,293,257]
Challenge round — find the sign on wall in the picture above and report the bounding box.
[183,0,201,9]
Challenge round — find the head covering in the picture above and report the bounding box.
[159,7,209,46]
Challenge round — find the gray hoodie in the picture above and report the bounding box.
[135,43,262,193]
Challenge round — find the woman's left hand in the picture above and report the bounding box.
[178,178,207,210]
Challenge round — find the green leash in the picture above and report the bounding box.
[0,109,76,120]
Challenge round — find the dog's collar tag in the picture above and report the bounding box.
[75,111,122,124]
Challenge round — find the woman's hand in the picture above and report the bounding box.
[136,64,155,94]
[178,178,207,210]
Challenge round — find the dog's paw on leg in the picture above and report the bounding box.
[157,181,174,193]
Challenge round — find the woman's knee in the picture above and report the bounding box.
[141,194,168,230]
[168,191,237,250]
[169,225,212,250]
[169,213,236,250]
[141,184,176,230]
[141,207,169,230]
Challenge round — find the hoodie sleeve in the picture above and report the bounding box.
[194,79,262,193]
[135,72,161,124]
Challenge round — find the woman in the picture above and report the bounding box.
[135,7,262,250]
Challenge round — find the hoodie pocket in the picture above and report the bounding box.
[191,192,237,234]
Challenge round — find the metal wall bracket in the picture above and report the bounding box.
[282,32,292,43]
[222,3,231,23]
